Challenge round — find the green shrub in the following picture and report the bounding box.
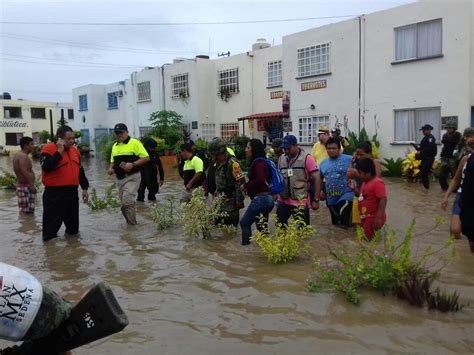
[96,134,116,162]
[88,184,121,210]
[381,157,404,177]
[194,138,209,154]
[149,195,180,230]
[253,206,315,264]
[0,169,17,189]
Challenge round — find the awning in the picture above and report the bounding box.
[237,111,289,121]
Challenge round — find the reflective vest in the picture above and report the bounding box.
[278,149,309,200]
[41,143,81,187]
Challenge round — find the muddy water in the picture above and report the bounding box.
[0,156,473,354]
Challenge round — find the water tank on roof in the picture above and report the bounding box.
[2,92,11,100]
[195,55,210,60]
[252,38,271,51]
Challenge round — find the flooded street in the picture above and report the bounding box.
[0,156,473,354]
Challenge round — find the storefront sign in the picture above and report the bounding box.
[0,120,28,128]
[270,91,283,99]
[301,80,327,91]
[441,116,458,130]
[248,119,254,134]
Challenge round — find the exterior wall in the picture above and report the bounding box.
[0,99,72,152]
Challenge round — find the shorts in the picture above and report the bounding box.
[452,192,461,216]
[16,184,35,213]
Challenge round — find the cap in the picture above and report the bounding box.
[317,125,330,134]
[142,137,157,149]
[280,135,298,149]
[463,127,474,137]
[208,137,227,155]
[331,128,341,135]
[271,138,283,148]
[114,123,128,132]
[420,124,434,131]
[444,122,457,129]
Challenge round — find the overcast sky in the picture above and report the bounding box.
[1,0,414,103]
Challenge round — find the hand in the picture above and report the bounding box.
[56,138,65,153]
[107,167,115,175]
[82,190,89,204]
[373,216,383,229]
[185,183,192,192]
[159,180,164,187]
[311,200,319,211]
[441,198,448,211]
[348,179,356,191]
[122,162,134,173]
[29,185,37,194]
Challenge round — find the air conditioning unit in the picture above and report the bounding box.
[116,90,123,97]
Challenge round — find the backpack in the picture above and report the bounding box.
[254,157,285,194]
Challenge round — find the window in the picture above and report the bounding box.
[137,81,151,102]
[68,109,74,119]
[79,95,88,111]
[139,126,153,137]
[107,92,118,109]
[5,133,23,146]
[394,107,440,143]
[268,60,282,87]
[201,123,216,142]
[298,115,330,144]
[171,73,189,98]
[395,19,442,61]
[297,43,330,78]
[31,107,46,119]
[3,107,22,118]
[218,68,239,95]
[220,123,239,141]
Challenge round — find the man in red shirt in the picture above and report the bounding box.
[353,158,387,239]
[40,126,89,241]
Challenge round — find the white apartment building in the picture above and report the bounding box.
[71,0,474,158]
[0,98,73,151]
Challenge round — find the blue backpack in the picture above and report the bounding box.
[254,157,285,194]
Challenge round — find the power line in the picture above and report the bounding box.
[1,57,142,69]
[1,52,148,68]
[0,15,358,26]
[0,89,71,95]
[0,32,214,55]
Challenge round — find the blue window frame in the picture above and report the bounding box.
[79,95,88,111]
[107,92,118,109]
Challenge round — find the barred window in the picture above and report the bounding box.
[220,123,239,141]
[201,123,216,142]
[107,92,118,109]
[267,60,282,87]
[218,68,239,95]
[137,81,151,102]
[31,107,46,119]
[297,43,330,78]
[79,95,88,111]
[171,73,189,98]
[298,115,330,144]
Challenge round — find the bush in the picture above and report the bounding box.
[149,110,183,152]
[402,152,421,181]
[253,206,316,264]
[381,157,404,177]
[194,138,209,154]
[96,134,116,162]
[0,169,17,189]
[88,184,121,210]
[307,218,465,311]
[181,187,228,239]
[346,128,380,157]
[149,196,180,230]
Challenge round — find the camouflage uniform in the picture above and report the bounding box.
[214,155,245,227]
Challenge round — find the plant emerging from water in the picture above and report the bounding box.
[381,157,404,177]
[181,187,228,239]
[307,218,465,311]
[149,195,180,230]
[88,184,121,210]
[253,206,316,264]
[0,169,17,189]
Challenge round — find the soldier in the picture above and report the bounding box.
[414,124,437,189]
[438,123,461,190]
[208,138,245,227]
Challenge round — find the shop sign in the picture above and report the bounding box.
[301,80,327,91]
[0,120,28,128]
[270,91,283,99]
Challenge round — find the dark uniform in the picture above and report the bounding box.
[438,128,461,190]
[415,124,437,189]
[137,138,164,201]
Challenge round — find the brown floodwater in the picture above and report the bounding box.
[0,156,473,354]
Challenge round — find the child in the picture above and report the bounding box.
[352,158,387,239]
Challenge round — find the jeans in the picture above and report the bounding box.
[276,201,310,226]
[240,195,274,245]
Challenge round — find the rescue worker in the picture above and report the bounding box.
[331,127,350,150]
[40,125,89,241]
[107,123,149,225]
[208,138,245,226]
[137,137,164,202]
[414,124,437,189]
[438,123,461,190]
[266,138,283,165]
[180,142,205,202]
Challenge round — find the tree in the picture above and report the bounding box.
[149,110,184,152]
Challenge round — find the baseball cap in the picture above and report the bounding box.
[114,123,128,133]
[317,125,330,134]
[420,124,434,131]
[280,135,298,149]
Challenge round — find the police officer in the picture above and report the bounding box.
[207,138,245,226]
[414,124,437,189]
[438,122,461,190]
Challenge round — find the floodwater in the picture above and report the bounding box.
[0,155,473,354]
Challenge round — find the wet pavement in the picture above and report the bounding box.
[0,156,473,354]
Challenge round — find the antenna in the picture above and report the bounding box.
[217,51,230,57]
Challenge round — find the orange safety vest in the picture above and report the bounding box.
[41,143,81,187]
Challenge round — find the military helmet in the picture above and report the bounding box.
[208,137,227,155]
